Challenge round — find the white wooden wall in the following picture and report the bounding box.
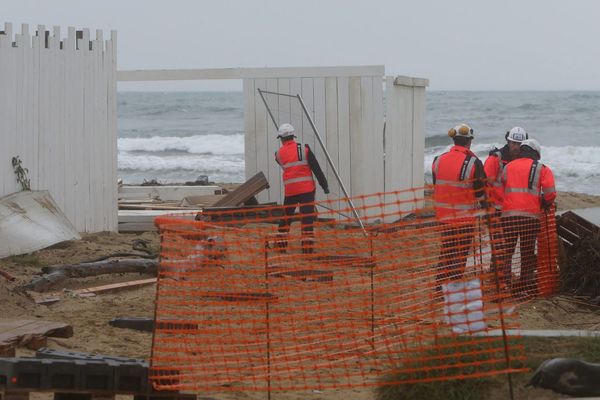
[243,68,428,220]
[0,22,117,232]
[384,76,428,214]
[243,67,386,210]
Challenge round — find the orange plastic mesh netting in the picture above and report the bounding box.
[151,184,558,392]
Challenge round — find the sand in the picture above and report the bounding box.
[0,191,599,400]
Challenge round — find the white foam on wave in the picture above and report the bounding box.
[119,152,244,172]
[118,134,244,155]
[424,143,600,195]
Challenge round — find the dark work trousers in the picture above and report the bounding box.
[436,222,475,283]
[501,216,541,294]
[488,210,511,287]
[277,191,316,253]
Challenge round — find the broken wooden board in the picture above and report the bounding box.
[180,194,227,207]
[118,185,221,201]
[212,172,269,207]
[557,210,600,250]
[0,191,80,258]
[72,278,157,297]
[0,319,73,355]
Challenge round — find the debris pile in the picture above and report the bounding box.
[557,211,600,297]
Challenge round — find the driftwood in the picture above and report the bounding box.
[20,258,158,292]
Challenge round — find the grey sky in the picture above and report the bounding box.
[5,0,600,91]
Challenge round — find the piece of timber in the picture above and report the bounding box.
[71,279,156,297]
[212,171,269,207]
[0,320,73,355]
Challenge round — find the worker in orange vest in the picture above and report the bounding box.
[485,127,527,211]
[275,123,329,254]
[501,138,556,297]
[484,127,528,288]
[432,123,487,285]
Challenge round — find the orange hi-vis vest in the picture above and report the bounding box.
[502,158,556,219]
[276,140,316,197]
[432,146,482,223]
[484,149,508,210]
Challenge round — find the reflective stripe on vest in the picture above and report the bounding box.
[282,160,309,168]
[434,179,472,188]
[283,176,314,185]
[434,202,479,210]
[502,210,541,219]
[505,161,543,196]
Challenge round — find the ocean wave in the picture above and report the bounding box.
[424,144,600,194]
[118,134,244,155]
[118,152,244,172]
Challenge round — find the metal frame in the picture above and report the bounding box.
[257,89,367,235]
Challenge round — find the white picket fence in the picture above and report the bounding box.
[0,22,117,232]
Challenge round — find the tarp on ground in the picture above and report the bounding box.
[0,190,80,259]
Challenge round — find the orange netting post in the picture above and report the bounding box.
[151,185,528,396]
[537,205,559,296]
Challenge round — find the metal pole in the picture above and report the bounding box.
[257,89,279,128]
[263,239,271,400]
[483,209,515,400]
[296,94,367,236]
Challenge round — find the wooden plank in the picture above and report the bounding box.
[82,28,92,232]
[348,76,362,201]
[117,65,386,81]
[108,31,119,232]
[253,79,269,203]
[289,78,303,143]
[300,78,315,152]
[118,185,221,200]
[324,77,339,204]
[0,319,73,353]
[73,278,157,296]
[360,76,375,219]
[336,76,351,201]
[313,77,327,201]
[371,76,385,194]
[118,222,158,232]
[63,27,76,227]
[266,78,280,202]
[212,171,269,207]
[243,78,257,180]
[412,86,426,208]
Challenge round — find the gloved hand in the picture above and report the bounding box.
[323,187,330,194]
[541,197,553,211]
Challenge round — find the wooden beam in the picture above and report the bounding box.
[73,278,157,296]
[117,65,386,81]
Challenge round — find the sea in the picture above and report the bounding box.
[118,91,600,195]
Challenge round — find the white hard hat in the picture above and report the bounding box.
[520,138,541,157]
[277,123,295,138]
[448,123,474,139]
[506,127,528,143]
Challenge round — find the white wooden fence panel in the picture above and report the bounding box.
[237,67,427,221]
[383,76,428,220]
[0,23,117,232]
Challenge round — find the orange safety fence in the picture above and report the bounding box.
[151,184,559,393]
